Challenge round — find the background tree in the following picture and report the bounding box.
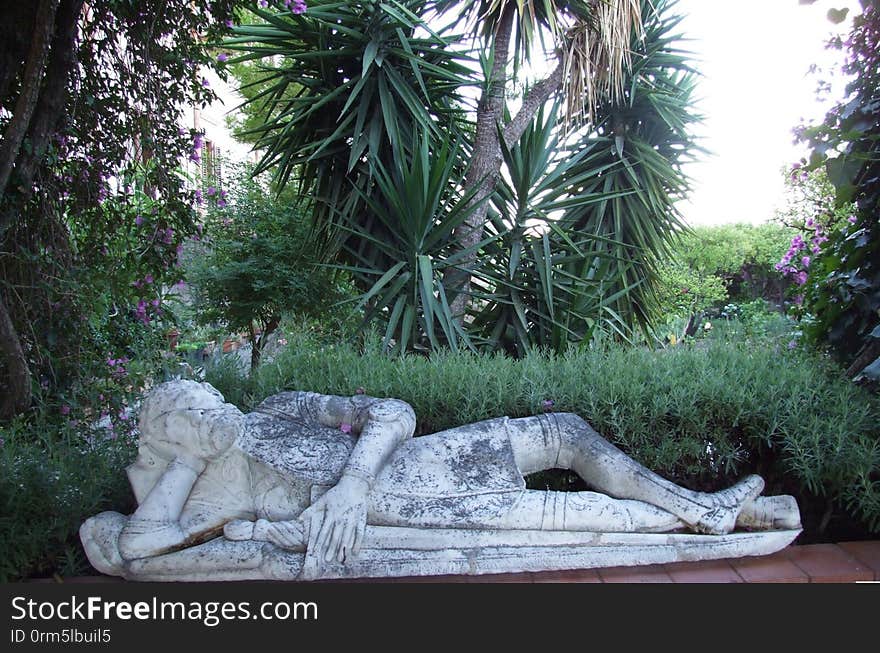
[185,166,347,373]
[794,0,880,378]
[0,0,247,422]
[230,0,700,353]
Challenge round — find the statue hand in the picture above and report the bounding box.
[298,475,368,565]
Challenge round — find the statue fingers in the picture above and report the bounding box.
[352,520,365,558]
[322,520,346,564]
[337,520,357,563]
[304,508,325,555]
[313,513,337,563]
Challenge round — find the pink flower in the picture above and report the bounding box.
[340,422,352,434]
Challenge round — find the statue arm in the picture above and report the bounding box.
[117,454,207,560]
[299,398,416,565]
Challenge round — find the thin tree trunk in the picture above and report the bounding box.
[249,315,280,375]
[445,6,516,320]
[0,0,60,206]
[7,0,83,214]
[846,338,880,379]
[446,9,564,321]
[0,293,31,420]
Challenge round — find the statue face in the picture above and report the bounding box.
[140,381,242,462]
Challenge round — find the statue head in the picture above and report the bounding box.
[130,380,244,498]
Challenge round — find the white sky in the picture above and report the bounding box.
[673,0,860,226]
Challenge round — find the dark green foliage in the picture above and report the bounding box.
[185,166,350,372]
[224,0,472,238]
[0,426,136,582]
[207,326,880,536]
[796,1,880,375]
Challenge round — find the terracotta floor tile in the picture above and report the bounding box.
[663,559,744,583]
[530,569,602,583]
[598,563,673,583]
[730,552,810,583]
[783,544,874,583]
[389,574,472,583]
[467,572,534,583]
[837,541,880,581]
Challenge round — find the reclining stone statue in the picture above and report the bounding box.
[80,379,802,580]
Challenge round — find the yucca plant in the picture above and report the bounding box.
[336,130,491,353]
[560,0,702,332]
[224,1,474,247]
[470,103,641,354]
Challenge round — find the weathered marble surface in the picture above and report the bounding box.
[80,380,802,581]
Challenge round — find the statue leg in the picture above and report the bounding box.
[497,490,686,533]
[506,413,770,534]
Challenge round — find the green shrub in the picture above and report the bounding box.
[0,422,136,581]
[205,328,880,537]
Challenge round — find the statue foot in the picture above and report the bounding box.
[737,495,802,531]
[79,512,128,576]
[693,475,765,535]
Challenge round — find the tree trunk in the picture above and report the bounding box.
[846,338,880,379]
[446,8,564,321]
[249,315,280,376]
[0,293,31,420]
[6,0,83,216]
[0,0,60,206]
[445,6,516,320]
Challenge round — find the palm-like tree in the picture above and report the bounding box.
[229,0,698,353]
[434,0,644,319]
